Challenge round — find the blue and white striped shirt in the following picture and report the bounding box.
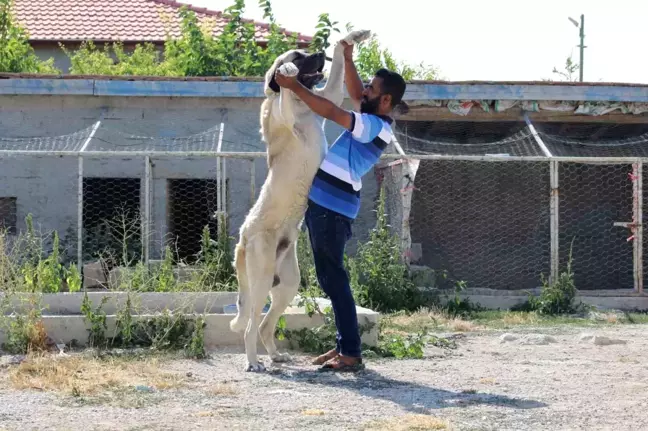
[308,111,394,219]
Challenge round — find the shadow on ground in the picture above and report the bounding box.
[266,365,547,413]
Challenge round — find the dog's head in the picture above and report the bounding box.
[265,49,326,96]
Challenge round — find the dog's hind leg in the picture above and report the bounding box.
[259,240,300,363]
[243,235,275,372]
[229,242,249,333]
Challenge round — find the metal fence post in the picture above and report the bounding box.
[633,161,643,293]
[550,160,560,283]
[143,155,151,268]
[77,155,84,275]
[76,121,101,276]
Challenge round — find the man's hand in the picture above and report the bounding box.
[275,63,300,91]
[341,41,354,61]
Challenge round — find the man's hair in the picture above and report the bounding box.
[375,68,406,108]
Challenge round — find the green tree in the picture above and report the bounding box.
[58,1,339,78]
[0,0,59,73]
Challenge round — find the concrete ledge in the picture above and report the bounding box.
[434,288,648,311]
[0,311,378,349]
[0,293,380,348]
[1,291,239,315]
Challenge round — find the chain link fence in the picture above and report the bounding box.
[1,118,648,294]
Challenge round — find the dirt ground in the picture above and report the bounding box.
[1,324,647,431]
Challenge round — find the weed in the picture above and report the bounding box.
[80,292,109,348]
[0,294,49,354]
[347,187,425,313]
[184,315,206,359]
[518,239,581,316]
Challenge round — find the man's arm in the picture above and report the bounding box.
[288,82,354,130]
[342,42,364,110]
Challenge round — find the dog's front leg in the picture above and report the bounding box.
[277,63,299,131]
[315,29,372,106]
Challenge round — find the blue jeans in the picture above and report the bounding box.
[305,199,362,358]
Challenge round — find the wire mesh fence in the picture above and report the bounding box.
[1,117,648,294]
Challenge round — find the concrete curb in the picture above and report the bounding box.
[430,288,648,311]
[0,292,380,348]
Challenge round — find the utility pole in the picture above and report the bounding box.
[569,14,586,82]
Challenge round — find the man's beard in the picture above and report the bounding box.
[360,96,380,114]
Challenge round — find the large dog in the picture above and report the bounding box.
[229,30,371,372]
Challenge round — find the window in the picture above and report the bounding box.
[0,197,17,234]
[167,179,224,263]
[83,178,141,263]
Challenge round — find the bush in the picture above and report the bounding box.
[515,239,581,315]
[347,186,425,313]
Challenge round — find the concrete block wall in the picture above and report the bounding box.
[0,95,379,261]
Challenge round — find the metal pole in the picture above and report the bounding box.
[550,160,560,283]
[633,161,643,293]
[216,123,225,215]
[76,121,101,276]
[77,156,84,275]
[579,14,585,82]
[143,156,151,268]
[222,156,227,217]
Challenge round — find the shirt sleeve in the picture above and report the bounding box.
[347,111,384,143]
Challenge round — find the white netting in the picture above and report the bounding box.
[0,125,95,152]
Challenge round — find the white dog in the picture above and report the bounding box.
[229,30,372,372]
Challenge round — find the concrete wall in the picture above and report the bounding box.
[0,95,379,261]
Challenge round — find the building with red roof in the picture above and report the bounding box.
[13,0,312,73]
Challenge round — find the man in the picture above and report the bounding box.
[275,41,406,372]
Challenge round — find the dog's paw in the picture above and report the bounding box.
[229,317,246,333]
[278,62,299,77]
[245,362,267,373]
[342,29,371,45]
[271,352,292,363]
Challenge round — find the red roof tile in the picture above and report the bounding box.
[13,0,312,44]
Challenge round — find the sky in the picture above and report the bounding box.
[186,0,647,84]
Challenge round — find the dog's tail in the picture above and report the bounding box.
[230,243,249,333]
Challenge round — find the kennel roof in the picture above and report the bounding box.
[2,74,648,157]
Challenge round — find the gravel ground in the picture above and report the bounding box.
[1,324,648,431]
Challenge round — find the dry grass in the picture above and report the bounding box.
[500,311,540,326]
[363,414,450,430]
[384,308,480,334]
[209,383,238,397]
[7,353,186,396]
[302,409,326,416]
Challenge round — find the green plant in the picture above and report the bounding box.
[115,293,136,346]
[348,186,425,313]
[309,13,340,53]
[0,294,49,354]
[189,216,237,292]
[371,331,427,359]
[515,239,580,315]
[65,263,82,293]
[184,315,206,359]
[80,292,109,348]
[0,0,59,74]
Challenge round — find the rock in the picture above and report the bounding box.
[518,334,557,345]
[500,333,518,343]
[580,333,627,346]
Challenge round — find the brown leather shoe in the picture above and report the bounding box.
[312,348,339,365]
